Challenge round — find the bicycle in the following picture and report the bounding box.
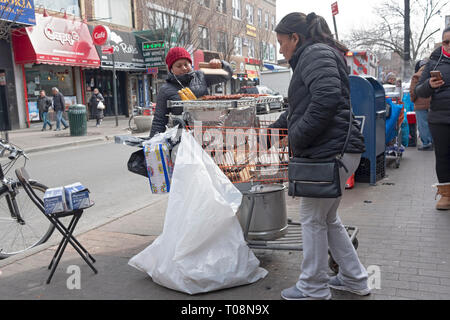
[0,139,54,259]
[128,104,155,132]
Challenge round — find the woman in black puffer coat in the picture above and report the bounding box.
[150,47,232,137]
[272,12,369,301]
[415,27,450,210]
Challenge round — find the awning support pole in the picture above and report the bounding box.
[112,53,118,127]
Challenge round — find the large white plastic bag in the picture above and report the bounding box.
[128,130,267,294]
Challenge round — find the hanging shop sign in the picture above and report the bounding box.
[92,25,111,46]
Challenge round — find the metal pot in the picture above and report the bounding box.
[235,183,288,241]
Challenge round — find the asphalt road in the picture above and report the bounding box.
[0,140,162,250]
[0,111,286,257]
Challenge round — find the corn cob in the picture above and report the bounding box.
[183,88,197,100]
[178,90,189,100]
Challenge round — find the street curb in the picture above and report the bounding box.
[0,196,168,268]
[25,135,119,154]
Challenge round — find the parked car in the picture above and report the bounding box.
[239,85,284,114]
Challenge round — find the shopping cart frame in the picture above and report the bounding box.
[127,97,361,274]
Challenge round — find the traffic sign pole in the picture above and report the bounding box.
[331,2,339,41]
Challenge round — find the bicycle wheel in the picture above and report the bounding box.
[0,181,55,259]
[128,115,137,132]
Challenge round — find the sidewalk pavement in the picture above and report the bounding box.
[0,143,449,300]
[3,116,145,154]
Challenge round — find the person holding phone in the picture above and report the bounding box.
[415,27,450,210]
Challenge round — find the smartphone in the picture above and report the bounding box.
[430,70,443,80]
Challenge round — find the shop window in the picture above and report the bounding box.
[24,65,75,120]
[35,0,80,16]
[94,0,132,27]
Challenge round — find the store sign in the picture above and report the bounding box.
[143,49,165,68]
[146,67,158,74]
[245,58,261,65]
[246,25,257,38]
[142,41,165,51]
[92,25,110,46]
[44,24,80,46]
[0,0,35,26]
[11,13,100,68]
[88,26,145,70]
[101,45,114,55]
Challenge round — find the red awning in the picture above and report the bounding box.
[12,14,100,68]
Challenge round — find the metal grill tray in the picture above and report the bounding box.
[168,96,283,109]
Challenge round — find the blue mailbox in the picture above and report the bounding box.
[349,76,386,185]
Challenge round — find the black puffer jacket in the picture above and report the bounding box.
[415,46,450,125]
[150,60,233,137]
[270,41,365,159]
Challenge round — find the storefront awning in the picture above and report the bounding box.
[263,63,288,71]
[90,26,146,71]
[11,14,100,68]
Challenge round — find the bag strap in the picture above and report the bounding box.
[333,50,353,161]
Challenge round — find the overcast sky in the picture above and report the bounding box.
[276,0,381,39]
[275,0,447,59]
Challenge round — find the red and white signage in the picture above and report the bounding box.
[331,2,339,16]
[92,25,111,46]
[11,14,100,68]
[101,45,114,55]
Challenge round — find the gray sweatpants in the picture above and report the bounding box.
[296,153,369,298]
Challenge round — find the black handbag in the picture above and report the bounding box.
[288,101,353,199]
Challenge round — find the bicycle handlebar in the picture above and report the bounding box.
[0,140,28,161]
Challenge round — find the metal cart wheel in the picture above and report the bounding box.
[328,237,359,274]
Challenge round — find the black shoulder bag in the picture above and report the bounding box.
[287,109,352,198]
[288,50,353,198]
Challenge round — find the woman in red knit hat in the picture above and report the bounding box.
[150,47,232,137]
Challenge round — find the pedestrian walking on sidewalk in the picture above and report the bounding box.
[51,87,69,131]
[37,90,53,131]
[270,12,370,300]
[410,59,433,151]
[415,27,450,210]
[89,88,105,127]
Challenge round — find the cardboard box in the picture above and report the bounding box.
[64,182,90,210]
[144,143,174,194]
[43,187,65,215]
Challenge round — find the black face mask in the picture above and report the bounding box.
[170,71,194,86]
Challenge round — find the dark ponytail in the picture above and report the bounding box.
[275,12,348,53]
[306,12,348,53]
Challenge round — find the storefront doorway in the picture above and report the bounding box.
[84,69,128,118]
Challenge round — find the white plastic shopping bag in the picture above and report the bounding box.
[128,130,267,294]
